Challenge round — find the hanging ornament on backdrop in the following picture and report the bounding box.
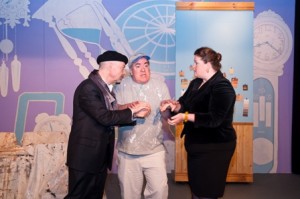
[0,0,29,96]
[0,38,13,55]
[0,60,8,97]
[11,55,21,92]
[0,34,13,97]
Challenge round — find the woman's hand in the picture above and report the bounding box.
[167,113,185,125]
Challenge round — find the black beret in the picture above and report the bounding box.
[96,51,128,64]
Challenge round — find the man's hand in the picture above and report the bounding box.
[160,99,178,112]
[129,101,151,118]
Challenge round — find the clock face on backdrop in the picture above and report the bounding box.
[33,113,71,134]
[254,10,293,67]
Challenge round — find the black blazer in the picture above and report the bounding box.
[66,78,133,173]
[179,71,236,144]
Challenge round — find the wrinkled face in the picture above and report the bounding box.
[109,61,126,83]
[130,57,150,84]
[192,55,207,78]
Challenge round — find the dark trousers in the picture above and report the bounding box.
[64,168,107,199]
[186,140,236,198]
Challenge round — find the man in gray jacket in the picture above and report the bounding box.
[114,53,171,199]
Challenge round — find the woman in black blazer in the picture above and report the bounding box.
[161,47,236,199]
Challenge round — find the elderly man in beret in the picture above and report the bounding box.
[65,51,150,199]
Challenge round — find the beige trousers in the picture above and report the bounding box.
[117,150,168,199]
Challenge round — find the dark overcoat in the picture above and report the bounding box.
[66,77,133,173]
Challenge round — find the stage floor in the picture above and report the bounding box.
[105,173,300,199]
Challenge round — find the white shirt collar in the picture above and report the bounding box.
[107,84,113,92]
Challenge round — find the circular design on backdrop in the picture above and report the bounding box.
[253,137,274,165]
[115,0,176,74]
[0,39,14,54]
[33,113,72,135]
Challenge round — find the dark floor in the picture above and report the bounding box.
[105,173,300,199]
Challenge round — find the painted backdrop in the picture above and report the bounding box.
[0,0,295,173]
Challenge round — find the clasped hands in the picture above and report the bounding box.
[129,101,151,118]
[160,99,178,112]
[160,99,183,125]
